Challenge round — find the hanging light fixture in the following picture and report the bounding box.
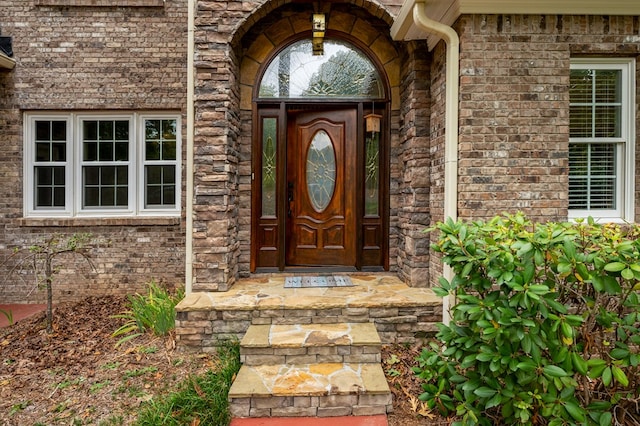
[365,102,381,134]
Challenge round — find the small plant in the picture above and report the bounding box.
[100,361,121,370]
[134,341,240,426]
[415,213,640,425]
[0,308,13,325]
[90,380,111,394]
[112,280,183,347]
[123,366,158,379]
[9,401,31,416]
[2,233,95,333]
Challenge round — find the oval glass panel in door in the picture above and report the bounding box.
[306,130,335,212]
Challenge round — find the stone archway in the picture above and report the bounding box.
[236,3,402,275]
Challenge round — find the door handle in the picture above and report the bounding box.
[288,182,294,217]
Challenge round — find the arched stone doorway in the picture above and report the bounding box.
[236,4,401,273]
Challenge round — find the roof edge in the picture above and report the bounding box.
[391,0,640,46]
[0,52,15,70]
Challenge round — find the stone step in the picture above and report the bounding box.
[228,362,392,418]
[239,323,381,366]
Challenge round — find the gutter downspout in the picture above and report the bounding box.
[412,2,459,323]
[185,0,195,294]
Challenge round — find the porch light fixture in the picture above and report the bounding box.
[312,13,325,55]
[365,113,382,133]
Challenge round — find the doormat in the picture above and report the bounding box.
[284,276,353,288]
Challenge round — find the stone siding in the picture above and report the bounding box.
[192,0,408,291]
[0,1,188,302]
[175,304,442,352]
[396,40,432,287]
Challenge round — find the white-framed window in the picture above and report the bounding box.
[24,112,181,218]
[569,59,635,222]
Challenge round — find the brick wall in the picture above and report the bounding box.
[456,14,640,223]
[0,1,188,303]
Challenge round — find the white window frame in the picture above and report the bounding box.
[24,112,181,218]
[568,58,635,223]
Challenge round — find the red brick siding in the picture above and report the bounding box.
[0,1,188,303]
[456,14,640,223]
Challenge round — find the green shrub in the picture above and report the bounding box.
[113,280,184,346]
[415,213,640,425]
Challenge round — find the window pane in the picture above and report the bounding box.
[35,121,50,141]
[83,166,128,207]
[569,105,591,138]
[99,121,113,140]
[162,141,176,161]
[569,70,592,104]
[259,39,384,99]
[36,142,50,162]
[145,165,175,207]
[147,186,161,205]
[84,187,99,207]
[84,142,98,161]
[115,121,128,140]
[35,166,65,208]
[261,118,277,216]
[163,186,175,205]
[36,167,52,185]
[115,142,128,161]
[569,143,616,210]
[52,143,66,161]
[147,165,162,184]
[116,166,128,184]
[162,119,177,141]
[570,68,622,139]
[101,187,114,206]
[365,132,380,216]
[83,121,98,140]
[99,141,114,161]
[595,70,621,103]
[115,187,128,206]
[34,121,66,162]
[146,120,160,139]
[51,121,66,141]
[163,165,175,184]
[306,130,336,212]
[53,187,65,206]
[37,187,52,207]
[594,106,621,138]
[146,140,160,160]
[54,167,65,185]
[101,167,115,185]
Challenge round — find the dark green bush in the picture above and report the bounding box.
[415,213,640,425]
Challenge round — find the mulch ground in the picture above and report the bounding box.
[0,296,444,425]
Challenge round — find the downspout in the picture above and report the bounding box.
[185,0,195,294]
[412,2,459,323]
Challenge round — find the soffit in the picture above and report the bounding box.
[391,0,640,48]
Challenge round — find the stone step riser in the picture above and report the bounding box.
[229,322,393,418]
[240,346,381,366]
[230,393,393,418]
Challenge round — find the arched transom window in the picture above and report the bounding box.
[258,39,384,99]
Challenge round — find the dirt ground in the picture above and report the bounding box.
[0,296,444,425]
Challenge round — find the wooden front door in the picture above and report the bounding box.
[285,109,357,266]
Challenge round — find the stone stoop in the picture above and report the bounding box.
[228,322,393,418]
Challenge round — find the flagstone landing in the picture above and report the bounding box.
[175,274,442,351]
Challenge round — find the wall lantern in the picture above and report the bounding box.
[312,13,325,55]
[365,113,382,133]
